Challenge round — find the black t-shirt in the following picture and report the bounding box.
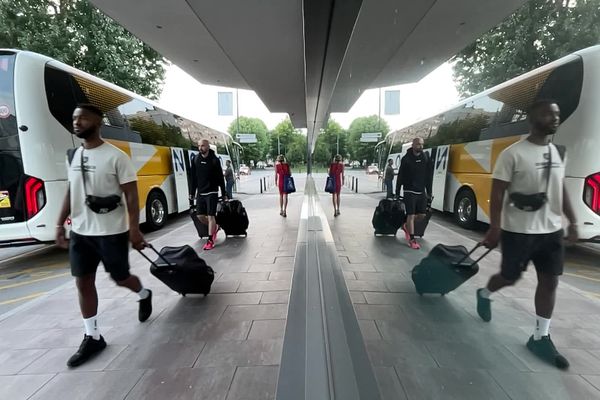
[397,150,430,194]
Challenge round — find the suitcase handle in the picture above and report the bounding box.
[137,243,174,267]
[455,243,493,267]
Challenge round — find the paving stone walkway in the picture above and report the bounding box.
[0,181,305,400]
[2,173,600,400]
[313,176,600,400]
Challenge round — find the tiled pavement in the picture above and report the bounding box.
[314,175,600,400]
[2,173,600,400]
[0,181,305,400]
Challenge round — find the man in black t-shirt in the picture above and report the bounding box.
[396,138,431,249]
[190,139,227,250]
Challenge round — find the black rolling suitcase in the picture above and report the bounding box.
[217,200,249,237]
[138,244,214,296]
[413,195,433,237]
[190,207,210,239]
[413,210,432,237]
[412,244,491,296]
[372,198,406,236]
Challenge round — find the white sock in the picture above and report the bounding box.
[138,288,150,300]
[83,316,100,340]
[534,316,551,340]
[479,288,492,299]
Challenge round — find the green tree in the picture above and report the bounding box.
[313,119,348,166]
[269,118,307,165]
[270,118,298,157]
[228,116,269,164]
[286,134,307,165]
[347,115,389,166]
[0,0,165,98]
[453,0,600,97]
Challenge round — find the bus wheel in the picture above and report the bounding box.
[454,189,477,229]
[146,191,168,231]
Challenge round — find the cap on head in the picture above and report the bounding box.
[334,154,342,162]
[277,154,285,162]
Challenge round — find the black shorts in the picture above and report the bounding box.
[404,192,427,215]
[69,231,131,282]
[500,229,564,281]
[197,193,218,216]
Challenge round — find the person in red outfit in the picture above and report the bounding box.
[275,155,291,217]
[328,154,345,216]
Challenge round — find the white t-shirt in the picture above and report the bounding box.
[68,142,137,236]
[492,139,565,234]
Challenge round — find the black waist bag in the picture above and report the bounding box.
[412,244,490,295]
[138,244,214,296]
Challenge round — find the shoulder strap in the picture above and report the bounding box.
[544,144,553,194]
[66,148,77,166]
[554,144,566,161]
[80,147,89,197]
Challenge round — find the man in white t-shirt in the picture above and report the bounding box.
[55,104,153,368]
[477,100,578,370]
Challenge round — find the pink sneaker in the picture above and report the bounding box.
[402,224,411,242]
[203,240,215,251]
[211,225,220,242]
[409,240,421,250]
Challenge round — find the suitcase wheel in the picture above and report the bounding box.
[416,291,423,296]
[181,293,186,297]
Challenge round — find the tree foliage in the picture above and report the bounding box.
[270,118,306,165]
[347,115,389,165]
[227,116,268,164]
[0,0,166,98]
[313,119,348,166]
[453,0,600,97]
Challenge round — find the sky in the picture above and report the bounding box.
[159,61,460,134]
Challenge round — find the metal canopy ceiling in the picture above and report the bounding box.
[90,0,526,149]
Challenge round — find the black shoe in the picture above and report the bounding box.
[476,289,492,322]
[67,335,107,367]
[138,289,153,322]
[527,335,570,369]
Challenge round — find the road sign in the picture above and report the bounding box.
[362,132,381,138]
[360,133,380,142]
[237,133,257,143]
